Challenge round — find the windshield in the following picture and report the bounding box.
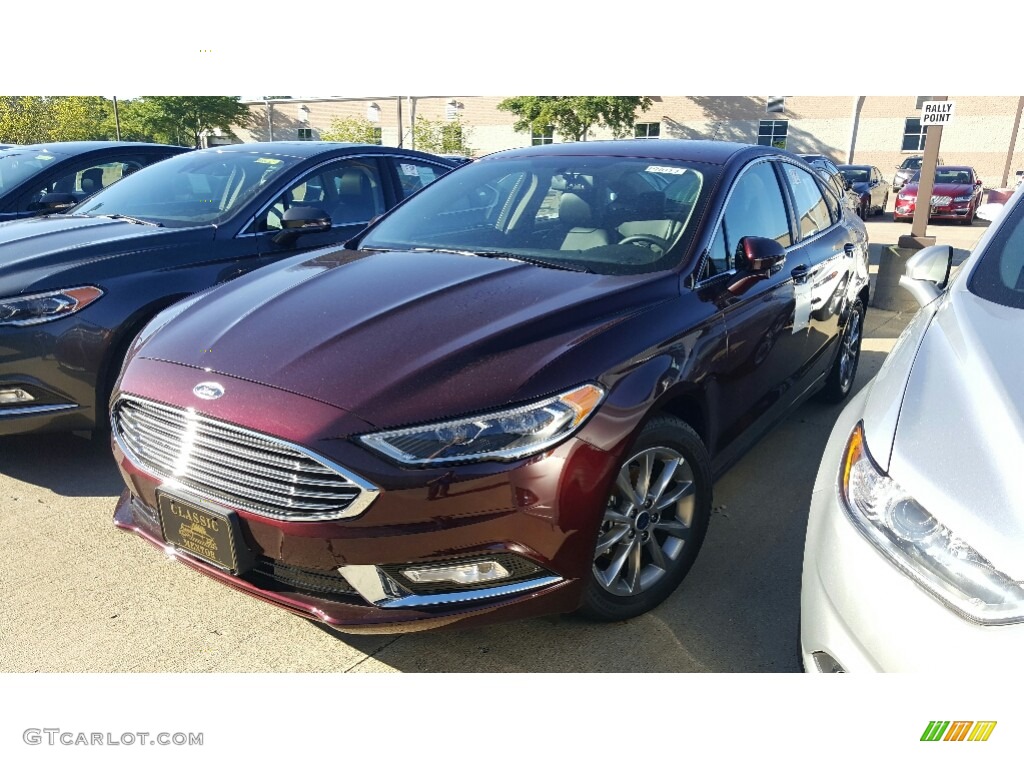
[841,168,870,184]
[901,157,923,170]
[0,151,63,195]
[908,168,973,185]
[968,198,1024,309]
[359,155,717,275]
[72,149,303,227]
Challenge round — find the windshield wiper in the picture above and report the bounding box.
[96,213,162,227]
[411,247,592,273]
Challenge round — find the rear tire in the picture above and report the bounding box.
[817,299,864,404]
[579,415,712,622]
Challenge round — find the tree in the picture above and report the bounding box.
[0,96,114,144]
[321,116,382,144]
[497,96,653,142]
[412,115,474,156]
[134,96,252,148]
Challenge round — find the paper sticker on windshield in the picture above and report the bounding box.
[645,165,687,175]
[400,164,420,176]
[255,158,283,165]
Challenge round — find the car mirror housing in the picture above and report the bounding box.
[976,202,1004,222]
[32,192,77,213]
[727,236,786,295]
[272,206,332,245]
[899,244,952,307]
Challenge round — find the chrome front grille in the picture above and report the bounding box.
[113,395,378,521]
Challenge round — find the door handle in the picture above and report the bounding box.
[791,265,811,283]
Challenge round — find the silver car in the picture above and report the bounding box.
[800,187,1024,672]
[892,154,944,193]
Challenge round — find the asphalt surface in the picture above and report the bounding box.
[0,212,991,673]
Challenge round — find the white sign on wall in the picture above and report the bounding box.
[920,100,956,126]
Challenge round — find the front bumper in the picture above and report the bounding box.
[800,388,1024,672]
[893,199,972,221]
[112,358,626,633]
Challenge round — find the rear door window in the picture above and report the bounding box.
[783,164,833,239]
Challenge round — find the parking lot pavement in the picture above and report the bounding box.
[0,213,966,673]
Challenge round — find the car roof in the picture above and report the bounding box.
[838,164,870,170]
[201,141,455,163]
[14,141,187,155]
[482,139,769,165]
[936,165,973,171]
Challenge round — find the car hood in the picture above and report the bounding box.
[898,182,974,198]
[850,181,870,195]
[887,288,1024,579]
[135,248,676,429]
[0,214,213,294]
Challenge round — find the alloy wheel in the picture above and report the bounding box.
[593,447,696,597]
[839,306,863,391]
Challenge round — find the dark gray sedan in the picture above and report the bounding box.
[0,142,458,437]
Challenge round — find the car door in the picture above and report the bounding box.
[248,155,389,271]
[778,160,857,380]
[709,158,811,449]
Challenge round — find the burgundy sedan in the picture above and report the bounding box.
[894,165,984,224]
[110,141,870,633]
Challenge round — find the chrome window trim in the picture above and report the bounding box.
[112,394,380,522]
[0,403,77,418]
[235,152,451,238]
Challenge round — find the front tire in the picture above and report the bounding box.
[579,415,712,622]
[817,299,864,403]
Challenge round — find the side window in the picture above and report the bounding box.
[784,164,832,239]
[393,159,448,198]
[255,158,385,232]
[707,162,791,274]
[820,181,842,224]
[25,158,145,208]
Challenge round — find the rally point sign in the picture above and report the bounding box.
[921,100,956,126]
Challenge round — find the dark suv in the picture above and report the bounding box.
[111,141,870,633]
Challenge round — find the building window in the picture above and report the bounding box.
[757,120,788,149]
[297,128,313,141]
[914,96,936,109]
[902,118,927,151]
[634,122,661,139]
[531,127,554,146]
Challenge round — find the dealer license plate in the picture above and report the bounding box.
[158,493,239,572]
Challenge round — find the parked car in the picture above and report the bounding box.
[838,164,890,218]
[892,154,944,193]
[801,188,1024,672]
[894,165,984,224]
[0,141,189,223]
[798,154,862,215]
[0,142,458,437]
[110,139,870,633]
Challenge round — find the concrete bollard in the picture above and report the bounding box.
[871,245,921,312]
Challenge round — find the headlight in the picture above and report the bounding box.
[359,383,605,466]
[840,423,1024,624]
[0,286,104,327]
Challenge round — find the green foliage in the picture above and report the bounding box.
[497,96,653,142]
[0,97,114,143]
[133,96,252,148]
[321,116,383,144]
[412,116,474,156]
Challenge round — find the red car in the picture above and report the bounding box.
[894,165,984,224]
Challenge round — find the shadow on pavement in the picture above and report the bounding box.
[0,433,124,497]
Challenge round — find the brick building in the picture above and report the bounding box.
[235,96,1024,188]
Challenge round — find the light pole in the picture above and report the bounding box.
[113,96,121,141]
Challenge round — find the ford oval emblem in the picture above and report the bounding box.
[193,382,225,400]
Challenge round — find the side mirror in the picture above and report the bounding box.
[899,244,952,307]
[728,236,786,295]
[975,179,983,187]
[976,202,1004,222]
[272,206,331,245]
[31,192,77,212]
